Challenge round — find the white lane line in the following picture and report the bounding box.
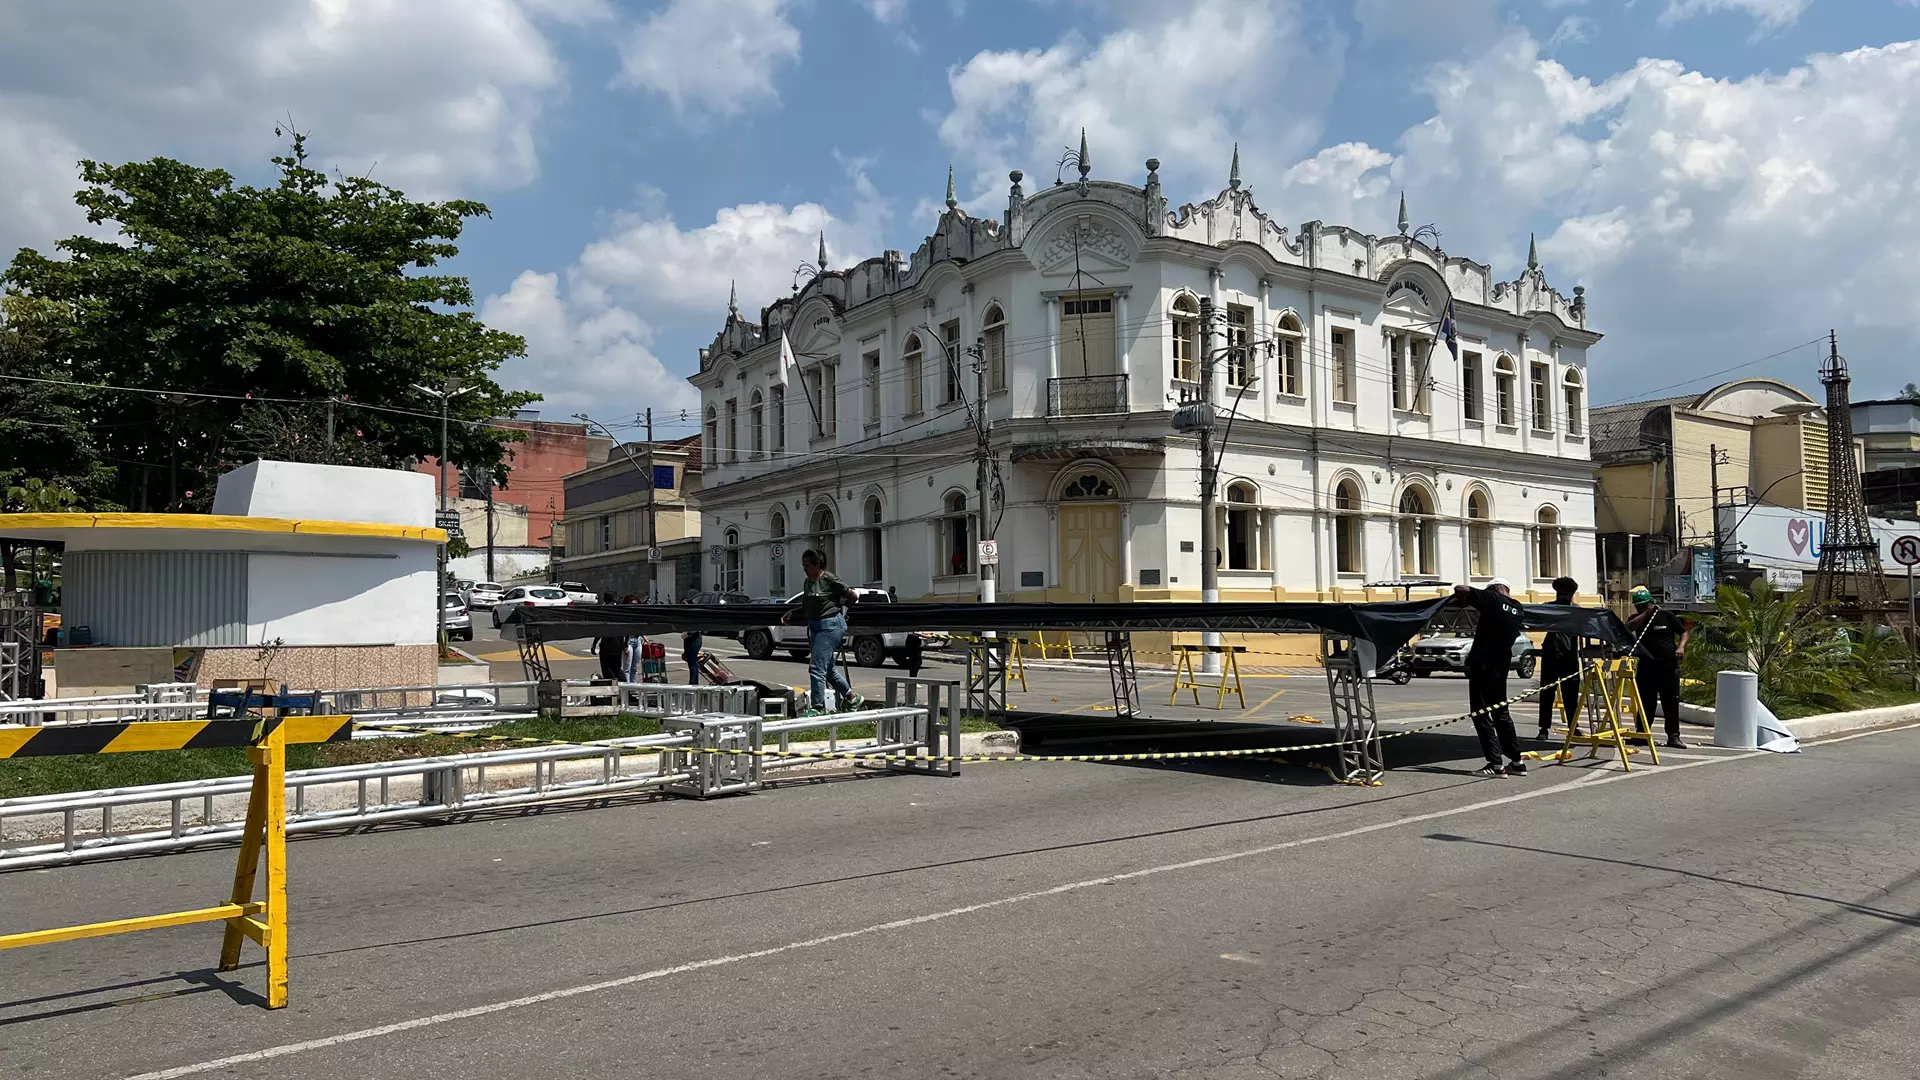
[122,724,1920,1080]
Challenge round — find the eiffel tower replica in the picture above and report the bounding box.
[1811,330,1889,611]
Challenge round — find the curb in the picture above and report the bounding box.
[1677,700,1920,743]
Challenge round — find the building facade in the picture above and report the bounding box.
[1591,378,1850,606]
[550,435,704,601]
[414,411,613,555]
[690,152,1600,618]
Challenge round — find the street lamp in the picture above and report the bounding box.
[410,380,474,513]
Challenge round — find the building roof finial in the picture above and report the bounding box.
[1077,127,1091,180]
[1229,143,1241,190]
[727,279,738,318]
[1397,190,1409,236]
[945,165,957,211]
[1527,232,1539,270]
[817,230,828,270]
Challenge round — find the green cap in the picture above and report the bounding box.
[1630,586,1652,603]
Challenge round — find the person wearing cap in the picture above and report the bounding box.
[1452,577,1529,778]
[1537,576,1582,741]
[1627,586,1690,748]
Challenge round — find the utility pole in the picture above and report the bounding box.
[483,473,496,583]
[1709,443,1729,594]
[1197,296,1222,674]
[411,379,472,597]
[644,408,658,603]
[970,337,995,605]
[326,397,336,447]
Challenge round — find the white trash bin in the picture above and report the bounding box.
[1713,670,1760,749]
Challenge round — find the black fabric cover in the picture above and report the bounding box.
[506,597,1632,656]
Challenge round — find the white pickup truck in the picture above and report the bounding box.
[737,588,944,668]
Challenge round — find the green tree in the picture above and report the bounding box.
[0,294,116,507]
[3,131,537,512]
[1899,382,1919,402]
[1681,581,1853,713]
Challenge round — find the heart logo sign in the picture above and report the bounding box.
[1787,518,1809,555]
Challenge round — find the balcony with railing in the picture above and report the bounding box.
[1048,374,1129,417]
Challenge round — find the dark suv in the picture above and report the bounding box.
[683,591,754,639]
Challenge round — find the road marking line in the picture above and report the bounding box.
[120,725,1920,1080]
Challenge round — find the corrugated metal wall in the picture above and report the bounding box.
[63,551,248,647]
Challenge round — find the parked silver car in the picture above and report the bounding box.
[1407,631,1535,678]
[441,593,473,642]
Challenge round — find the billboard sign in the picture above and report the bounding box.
[1715,504,1920,568]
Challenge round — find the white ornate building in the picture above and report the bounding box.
[689,146,1600,618]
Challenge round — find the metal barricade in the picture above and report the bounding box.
[659,715,764,798]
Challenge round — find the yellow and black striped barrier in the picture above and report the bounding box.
[0,714,354,1010]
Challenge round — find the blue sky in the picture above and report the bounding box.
[3,0,1919,441]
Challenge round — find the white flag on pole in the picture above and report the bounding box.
[777,331,795,386]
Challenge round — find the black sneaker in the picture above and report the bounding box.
[1474,763,1508,778]
[1507,761,1528,776]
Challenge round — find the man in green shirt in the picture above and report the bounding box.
[781,549,864,714]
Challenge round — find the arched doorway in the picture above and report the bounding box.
[1056,469,1121,603]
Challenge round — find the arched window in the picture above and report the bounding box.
[1466,489,1494,579]
[903,334,925,415]
[1171,294,1199,384]
[770,386,787,452]
[770,511,788,593]
[1334,479,1363,576]
[810,505,837,570]
[864,495,884,586]
[940,491,971,577]
[1563,368,1585,436]
[723,528,742,592]
[704,406,718,465]
[1397,485,1437,577]
[749,390,764,459]
[1534,505,1565,581]
[1493,355,1518,427]
[1224,481,1265,571]
[983,304,1008,392]
[1275,313,1302,397]
[724,398,738,463]
[1060,472,1118,500]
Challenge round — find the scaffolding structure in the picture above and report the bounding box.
[0,593,42,701]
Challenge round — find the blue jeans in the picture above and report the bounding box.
[622,638,641,682]
[808,614,853,709]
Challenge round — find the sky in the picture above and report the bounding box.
[3,0,1918,446]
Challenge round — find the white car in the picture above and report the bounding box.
[492,584,572,628]
[739,588,944,668]
[555,580,599,605]
[440,593,473,641]
[468,582,506,609]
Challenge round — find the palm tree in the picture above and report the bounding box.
[1682,580,1852,713]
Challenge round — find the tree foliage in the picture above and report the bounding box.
[1899,381,1919,402]
[2,131,537,511]
[1682,580,1917,714]
[0,294,117,509]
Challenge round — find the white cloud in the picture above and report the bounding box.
[1261,33,1920,397]
[0,103,90,258]
[0,0,580,256]
[483,269,697,421]
[860,0,910,23]
[485,157,891,424]
[1545,15,1595,49]
[1661,0,1812,33]
[616,0,801,116]
[936,0,1336,208]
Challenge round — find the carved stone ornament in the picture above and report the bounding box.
[1036,219,1132,269]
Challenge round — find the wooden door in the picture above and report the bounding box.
[1059,503,1121,603]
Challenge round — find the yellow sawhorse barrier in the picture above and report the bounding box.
[1170,644,1248,709]
[0,714,354,1009]
[1544,657,1660,772]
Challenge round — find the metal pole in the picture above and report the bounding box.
[484,475,495,584]
[645,408,658,604]
[972,338,995,605]
[1198,297,1221,674]
[1709,442,1724,592]
[1909,563,1917,692]
[438,394,450,514]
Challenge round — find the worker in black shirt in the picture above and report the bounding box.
[1537,576,1582,741]
[1627,585,1690,748]
[1453,577,1528,778]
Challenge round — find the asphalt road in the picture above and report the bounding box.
[5,712,1919,1079]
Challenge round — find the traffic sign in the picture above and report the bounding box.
[1893,535,1920,567]
[709,544,724,564]
[771,542,787,561]
[977,539,999,566]
[435,510,462,539]
[646,546,662,563]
